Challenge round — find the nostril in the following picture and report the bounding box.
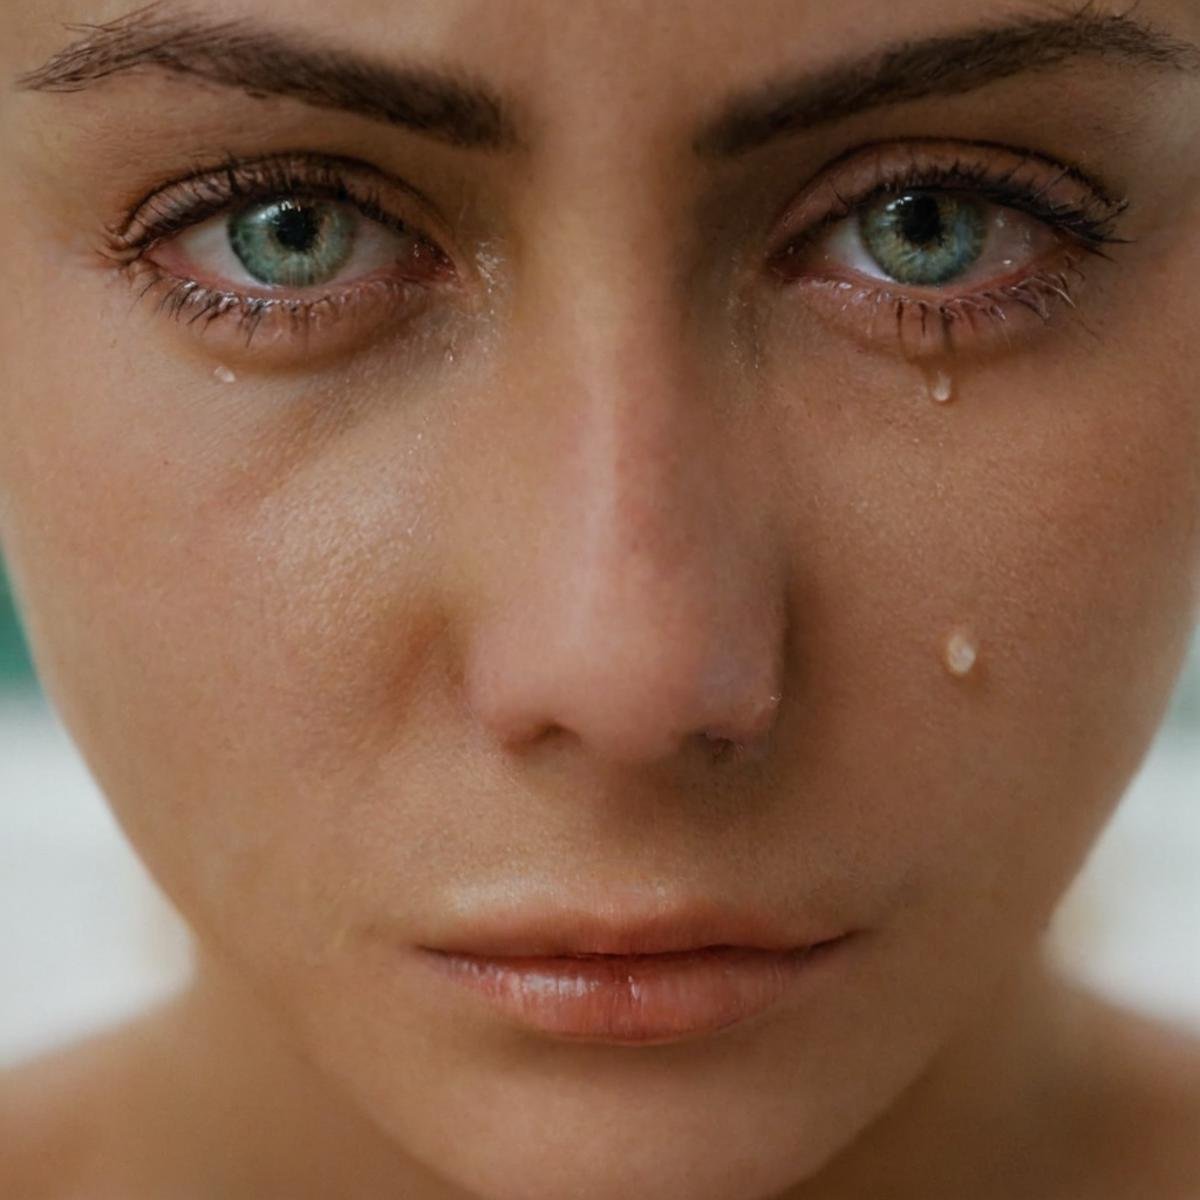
[699,691,782,758]
[701,732,738,763]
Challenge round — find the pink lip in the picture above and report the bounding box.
[419,940,849,1044]
[414,896,853,1043]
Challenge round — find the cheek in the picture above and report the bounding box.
[0,318,451,952]
[1,209,1197,978]
[966,356,1199,761]
[763,314,1200,940]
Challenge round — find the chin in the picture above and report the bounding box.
[274,933,967,1200]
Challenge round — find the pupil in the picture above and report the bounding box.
[895,194,944,246]
[272,205,322,253]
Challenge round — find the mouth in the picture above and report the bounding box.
[418,939,851,1045]
[416,901,854,1045]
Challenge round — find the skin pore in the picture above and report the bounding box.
[1,0,1200,1197]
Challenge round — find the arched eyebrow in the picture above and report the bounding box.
[16,2,1200,158]
[695,7,1200,157]
[15,1,521,151]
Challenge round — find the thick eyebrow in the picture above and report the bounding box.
[15,1,520,152]
[16,4,1200,162]
[694,8,1200,157]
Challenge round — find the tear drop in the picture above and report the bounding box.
[214,365,237,385]
[943,630,979,678]
[928,370,954,405]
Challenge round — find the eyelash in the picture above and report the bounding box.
[767,145,1131,355]
[106,155,453,348]
[106,145,1132,357]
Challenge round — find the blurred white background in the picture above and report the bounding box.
[1,634,1198,1069]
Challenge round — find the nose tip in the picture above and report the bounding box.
[475,696,781,768]
[465,622,783,769]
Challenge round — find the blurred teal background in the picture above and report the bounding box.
[0,561,34,690]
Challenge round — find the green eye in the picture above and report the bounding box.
[858,192,987,286]
[227,199,358,288]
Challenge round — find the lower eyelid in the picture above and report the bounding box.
[770,244,1092,360]
[122,256,443,368]
[765,155,1108,358]
[100,155,476,366]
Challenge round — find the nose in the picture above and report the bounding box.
[461,269,786,769]
[468,572,786,764]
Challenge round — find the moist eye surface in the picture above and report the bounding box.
[227,199,360,288]
[859,191,987,286]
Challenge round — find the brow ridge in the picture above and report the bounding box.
[16,2,1200,160]
[694,6,1200,157]
[16,1,520,152]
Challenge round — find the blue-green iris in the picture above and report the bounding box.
[228,200,357,288]
[859,192,987,286]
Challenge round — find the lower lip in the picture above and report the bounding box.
[418,939,848,1045]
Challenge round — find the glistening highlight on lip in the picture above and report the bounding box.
[419,938,851,1045]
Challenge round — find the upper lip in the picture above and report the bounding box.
[419,897,848,957]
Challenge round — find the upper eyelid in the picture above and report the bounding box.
[109,153,445,252]
[107,142,1131,296]
[808,138,1126,210]
[768,139,1129,246]
[794,176,1119,254]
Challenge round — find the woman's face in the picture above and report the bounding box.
[2,0,1198,1196]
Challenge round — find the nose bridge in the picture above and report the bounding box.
[462,216,785,767]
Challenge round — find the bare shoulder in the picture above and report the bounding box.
[0,1024,141,1200]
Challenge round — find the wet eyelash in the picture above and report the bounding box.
[803,257,1089,355]
[135,274,391,344]
[104,154,447,347]
[771,148,1133,355]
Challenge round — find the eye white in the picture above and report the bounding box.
[172,203,419,292]
[812,199,1056,288]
